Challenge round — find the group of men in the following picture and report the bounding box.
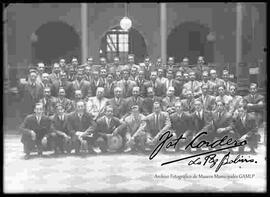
[18,54,265,159]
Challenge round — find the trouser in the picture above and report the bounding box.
[21,131,56,154]
[54,134,72,153]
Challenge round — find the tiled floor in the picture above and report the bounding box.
[4,133,266,193]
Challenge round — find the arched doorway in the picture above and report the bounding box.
[31,21,81,65]
[100,26,147,64]
[167,22,214,64]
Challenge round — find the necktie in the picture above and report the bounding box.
[155,114,159,131]
[37,116,41,124]
[191,81,194,93]
[107,118,111,128]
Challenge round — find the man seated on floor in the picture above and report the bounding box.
[95,105,125,153]
[19,102,56,159]
[65,101,97,154]
[50,103,72,154]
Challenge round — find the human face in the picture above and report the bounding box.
[150,73,157,81]
[132,88,140,97]
[153,103,161,114]
[186,91,193,99]
[168,57,174,65]
[114,58,120,65]
[202,86,208,95]
[183,73,189,81]
[107,74,113,82]
[75,91,82,100]
[114,89,122,98]
[100,58,106,65]
[96,88,104,99]
[167,89,175,97]
[87,58,93,65]
[100,69,107,78]
[202,74,208,81]
[189,73,196,81]
[194,101,202,112]
[138,72,144,79]
[230,86,236,96]
[29,72,37,82]
[60,59,65,67]
[56,105,65,116]
[123,71,129,80]
[77,72,83,81]
[105,107,113,118]
[167,72,173,79]
[76,102,85,114]
[72,59,78,66]
[144,58,150,65]
[216,102,224,112]
[131,68,137,76]
[218,87,225,96]
[223,73,229,81]
[210,71,217,79]
[158,69,163,77]
[131,107,139,116]
[147,89,154,97]
[54,64,61,74]
[59,89,66,98]
[183,58,189,66]
[85,66,91,74]
[42,74,49,83]
[60,72,67,81]
[34,105,44,116]
[128,56,134,64]
[44,89,51,97]
[38,64,45,73]
[250,85,257,95]
[175,72,182,81]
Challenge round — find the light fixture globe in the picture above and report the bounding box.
[120,16,132,31]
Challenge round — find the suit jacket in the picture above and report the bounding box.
[230,113,257,137]
[89,78,105,97]
[123,114,146,136]
[72,79,91,99]
[143,80,166,97]
[20,114,52,140]
[106,97,128,119]
[39,96,58,116]
[55,80,73,99]
[135,78,148,97]
[228,95,243,114]
[86,97,108,120]
[191,110,213,132]
[142,96,162,115]
[139,63,155,80]
[170,112,193,135]
[162,96,180,111]
[215,95,233,111]
[244,94,265,112]
[208,78,225,96]
[49,72,61,86]
[142,111,171,137]
[194,64,210,80]
[66,111,96,136]
[18,82,43,115]
[103,81,116,99]
[163,79,182,97]
[210,110,233,132]
[182,80,202,98]
[196,94,216,111]
[223,80,236,95]
[96,116,122,136]
[51,113,69,135]
[56,97,73,113]
[181,98,196,113]
[125,96,144,113]
[116,79,137,98]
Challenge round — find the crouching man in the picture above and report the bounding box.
[50,103,72,154]
[66,101,97,154]
[95,105,125,153]
[137,101,171,152]
[19,102,56,159]
[122,105,146,153]
[230,101,260,154]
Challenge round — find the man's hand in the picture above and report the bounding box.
[30,130,36,140]
[41,136,47,146]
[217,128,225,133]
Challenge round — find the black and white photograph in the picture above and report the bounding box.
[3,2,266,193]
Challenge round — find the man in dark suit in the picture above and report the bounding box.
[54,71,73,99]
[40,73,53,95]
[222,69,236,95]
[18,69,43,118]
[135,70,148,97]
[39,87,58,117]
[103,73,116,99]
[49,63,61,90]
[126,86,144,114]
[230,101,260,154]
[139,102,171,150]
[164,69,182,97]
[89,70,105,97]
[180,90,196,113]
[170,101,194,151]
[65,101,97,154]
[50,103,72,154]
[72,70,92,99]
[243,83,265,128]
[56,88,73,113]
[196,84,216,111]
[83,65,92,82]
[139,57,155,80]
[143,71,166,97]
[95,105,124,153]
[162,87,180,114]
[142,87,162,115]
[106,87,128,119]
[117,70,137,98]
[182,71,202,99]
[19,103,55,159]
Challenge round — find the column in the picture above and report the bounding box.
[160,3,167,65]
[81,3,88,64]
[236,3,243,81]
[4,6,9,92]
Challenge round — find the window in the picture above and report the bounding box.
[105,27,129,63]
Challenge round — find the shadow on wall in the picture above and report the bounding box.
[31,21,81,65]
